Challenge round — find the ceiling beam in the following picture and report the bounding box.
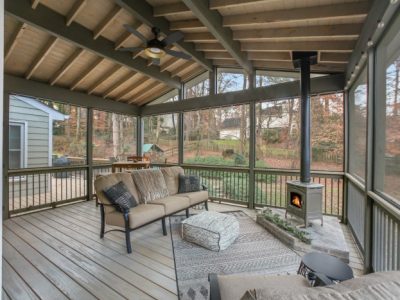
[223,2,369,26]
[5,22,27,63]
[25,36,58,79]
[153,3,190,17]
[115,0,213,72]
[70,57,105,91]
[88,65,123,94]
[233,24,362,40]
[241,41,355,51]
[247,52,292,61]
[93,6,123,40]
[6,0,181,89]
[252,61,346,73]
[210,0,272,10]
[50,48,85,85]
[182,0,253,73]
[320,52,350,63]
[66,0,87,26]
[5,74,139,115]
[141,74,345,115]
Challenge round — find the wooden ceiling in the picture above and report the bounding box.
[4,0,370,106]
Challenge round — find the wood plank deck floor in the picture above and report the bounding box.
[2,201,364,299]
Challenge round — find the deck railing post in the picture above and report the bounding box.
[137,116,143,156]
[86,107,93,201]
[3,92,10,220]
[178,85,184,165]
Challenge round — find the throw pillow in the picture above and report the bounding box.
[131,169,170,203]
[103,181,138,213]
[178,174,201,193]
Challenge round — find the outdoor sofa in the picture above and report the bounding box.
[209,271,400,300]
[94,166,208,253]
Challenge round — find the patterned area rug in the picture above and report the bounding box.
[170,211,301,300]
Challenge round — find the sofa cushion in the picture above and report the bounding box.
[131,169,169,204]
[218,274,309,300]
[178,174,201,193]
[150,196,191,215]
[94,172,140,213]
[175,190,208,206]
[103,181,138,213]
[161,166,184,195]
[105,204,165,229]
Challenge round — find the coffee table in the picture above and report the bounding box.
[298,252,353,282]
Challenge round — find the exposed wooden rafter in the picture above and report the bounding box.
[115,0,213,71]
[204,52,232,59]
[160,57,180,72]
[93,6,123,40]
[210,0,270,10]
[103,71,136,98]
[170,19,205,31]
[320,52,350,63]
[129,81,161,104]
[247,52,292,61]
[87,65,123,94]
[25,36,58,79]
[70,57,105,91]
[6,0,181,88]
[182,0,253,73]
[171,61,194,78]
[116,77,150,101]
[184,32,216,42]
[31,0,40,9]
[66,0,87,26]
[223,2,369,26]
[241,41,355,52]
[50,48,85,85]
[5,22,27,63]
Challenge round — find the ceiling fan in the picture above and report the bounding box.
[118,25,191,65]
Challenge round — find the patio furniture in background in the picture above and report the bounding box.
[111,161,150,173]
[127,155,151,162]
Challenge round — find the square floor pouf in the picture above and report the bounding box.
[181,211,239,251]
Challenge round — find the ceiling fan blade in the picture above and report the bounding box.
[162,31,184,46]
[123,24,147,43]
[118,46,145,52]
[165,49,192,60]
[152,58,160,66]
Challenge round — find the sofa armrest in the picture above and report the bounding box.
[209,273,221,300]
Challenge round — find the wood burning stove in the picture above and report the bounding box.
[286,180,323,226]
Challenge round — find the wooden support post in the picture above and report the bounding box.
[87,108,93,201]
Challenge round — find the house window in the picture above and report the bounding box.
[9,122,25,169]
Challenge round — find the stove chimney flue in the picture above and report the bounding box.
[292,51,317,183]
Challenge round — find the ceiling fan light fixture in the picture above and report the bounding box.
[144,47,165,59]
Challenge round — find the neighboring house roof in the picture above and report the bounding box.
[221,117,241,129]
[12,95,69,121]
[143,144,164,153]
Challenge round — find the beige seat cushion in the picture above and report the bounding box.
[94,172,140,213]
[150,196,191,215]
[161,166,184,195]
[218,274,309,300]
[176,190,208,205]
[105,204,165,229]
[131,169,169,204]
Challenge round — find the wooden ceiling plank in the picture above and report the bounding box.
[115,0,213,71]
[196,43,228,51]
[31,0,40,9]
[88,65,123,94]
[153,3,190,17]
[233,24,363,40]
[319,52,350,63]
[204,52,231,59]
[93,6,123,40]
[247,52,293,61]
[115,77,150,101]
[5,22,27,63]
[66,0,87,26]
[138,86,171,106]
[103,71,136,98]
[6,0,181,88]
[129,81,161,104]
[242,41,355,51]
[50,48,85,85]
[160,57,180,72]
[210,0,272,10]
[184,32,217,42]
[180,65,205,82]
[182,0,253,73]
[170,19,205,31]
[25,36,58,80]
[223,2,369,26]
[114,21,142,49]
[171,61,194,78]
[70,57,105,91]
